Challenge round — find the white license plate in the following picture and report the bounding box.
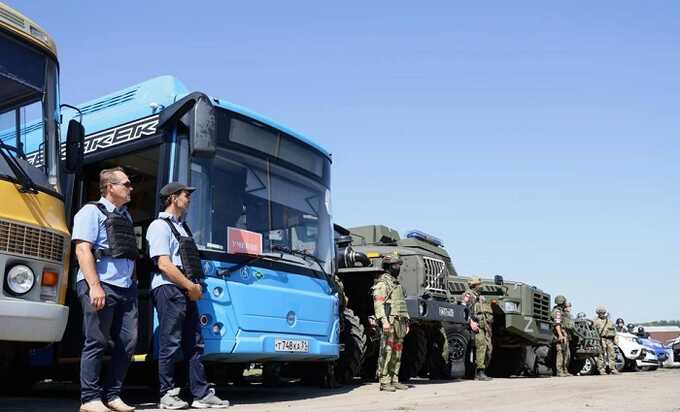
[275,339,309,353]
[439,307,456,318]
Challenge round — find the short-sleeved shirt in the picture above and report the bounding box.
[72,197,135,288]
[146,211,189,290]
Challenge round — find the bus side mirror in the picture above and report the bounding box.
[64,119,84,173]
[158,92,216,158]
[184,96,216,157]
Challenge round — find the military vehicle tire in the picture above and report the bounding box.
[443,325,473,379]
[399,326,428,382]
[334,308,367,385]
[575,358,594,375]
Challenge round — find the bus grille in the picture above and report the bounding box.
[532,292,551,322]
[423,256,448,294]
[0,220,65,263]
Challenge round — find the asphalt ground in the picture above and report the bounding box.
[1,368,679,412]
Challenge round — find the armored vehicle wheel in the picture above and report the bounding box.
[443,324,472,379]
[576,357,594,375]
[399,326,428,382]
[334,308,367,385]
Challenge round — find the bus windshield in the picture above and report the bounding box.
[188,147,334,274]
[0,29,61,194]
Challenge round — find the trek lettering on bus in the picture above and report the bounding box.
[26,115,159,167]
[227,227,263,255]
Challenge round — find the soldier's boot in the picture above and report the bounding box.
[609,368,621,375]
[392,382,409,390]
[475,369,492,381]
[379,383,396,392]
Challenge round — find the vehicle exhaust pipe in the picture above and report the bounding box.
[335,235,371,268]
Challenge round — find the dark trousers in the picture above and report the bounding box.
[77,280,138,403]
[152,284,209,399]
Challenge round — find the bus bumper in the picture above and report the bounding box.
[202,330,340,362]
[0,300,69,342]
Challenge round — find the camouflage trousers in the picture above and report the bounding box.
[555,340,569,374]
[597,338,616,373]
[377,318,408,384]
[474,326,492,369]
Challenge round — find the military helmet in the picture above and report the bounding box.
[554,295,566,305]
[467,276,482,286]
[382,253,403,266]
[596,305,607,314]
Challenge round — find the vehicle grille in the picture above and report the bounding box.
[480,284,504,295]
[0,220,65,263]
[423,256,448,294]
[532,292,551,323]
[448,281,467,294]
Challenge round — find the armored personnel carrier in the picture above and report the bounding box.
[446,277,602,377]
[446,277,554,377]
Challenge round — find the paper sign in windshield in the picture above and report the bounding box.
[227,227,263,255]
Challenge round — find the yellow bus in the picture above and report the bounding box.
[0,2,82,385]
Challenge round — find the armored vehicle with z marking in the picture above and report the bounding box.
[446,277,602,377]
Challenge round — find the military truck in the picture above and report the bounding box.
[333,224,468,383]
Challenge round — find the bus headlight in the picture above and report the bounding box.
[5,265,35,295]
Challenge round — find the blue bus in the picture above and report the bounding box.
[27,76,340,384]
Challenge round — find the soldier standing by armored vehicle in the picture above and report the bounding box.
[463,277,492,381]
[373,254,410,392]
[593,306,620,375]
[562,302,574,370]
[551,295,569,377]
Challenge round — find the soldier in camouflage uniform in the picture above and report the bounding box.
[464,277,493,381]
[593,306,620,375]
[562,301,574,372]
[551,295,570,377]
[373,254,410,392]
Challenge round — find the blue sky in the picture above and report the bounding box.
[11,1,679,322]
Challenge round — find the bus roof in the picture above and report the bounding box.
[0,3,57,58]
[61,75,331,159]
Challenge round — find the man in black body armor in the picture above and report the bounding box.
[146,182,230,409]
[72,167,138,412]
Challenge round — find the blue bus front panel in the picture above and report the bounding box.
[155,260,340,362]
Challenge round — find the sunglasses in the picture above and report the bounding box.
[112,181,133,188]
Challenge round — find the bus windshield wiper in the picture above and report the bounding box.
[0,141,37,193]
[216,252,294,277]
[272,245,337,295]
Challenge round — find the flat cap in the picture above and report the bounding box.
[160,182,196,197]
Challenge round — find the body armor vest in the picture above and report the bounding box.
[89,202,138,260]
[161,218,204,279]
[373,274,409,319]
